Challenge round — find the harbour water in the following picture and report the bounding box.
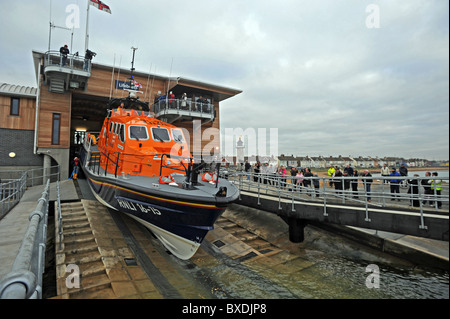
[183,205,449,299]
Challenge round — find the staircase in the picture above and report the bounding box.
[55,201,114,298]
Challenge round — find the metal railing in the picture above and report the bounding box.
[227,171,448,229]
[44,50,91,73]
[1,166,60,219]
[0,179,50,299]
[153,99,215,118]
[0,173,27,220]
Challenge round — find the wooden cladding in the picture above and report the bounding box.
[0,95,36,130]
[37,85,71,148]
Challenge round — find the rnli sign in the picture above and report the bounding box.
[115,80,142,91]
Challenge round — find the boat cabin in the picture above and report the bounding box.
[89,97,192,178]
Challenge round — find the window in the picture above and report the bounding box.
[129,125,149,141]
[10,98,20,116]
[171,128,185,143]
[109,122,114,132]
[151,127,170,142]
[52,113,61,145]
[119,124,125,143]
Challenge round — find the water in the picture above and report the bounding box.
[195,207,450,299]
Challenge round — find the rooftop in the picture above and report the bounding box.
[0,82,37,98]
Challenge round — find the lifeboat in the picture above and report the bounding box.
[79,94,239,260]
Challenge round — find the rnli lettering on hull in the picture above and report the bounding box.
[116,198,161,215]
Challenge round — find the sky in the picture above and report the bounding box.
[0,0,448,160]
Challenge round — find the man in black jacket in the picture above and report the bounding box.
[362,170,373,201]
[60,44,69,66]
[421,171,432,205]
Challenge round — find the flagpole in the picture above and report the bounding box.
[85,0,90,53]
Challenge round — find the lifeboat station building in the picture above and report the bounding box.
[0,51,241,178]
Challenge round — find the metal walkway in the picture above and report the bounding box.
[229,172,449,242]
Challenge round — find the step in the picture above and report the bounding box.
[225,226,248,236]
[64,241,99,255]
[217,221,237,229]
[78,260,106,277]
[245,238,272,250]
[63,221,91,230]
[63,227,93,237]
[65,249,102,264]
[63,215,89,223]
[67,273,112,298]
[237,233,259,242]
[63,233,95,245]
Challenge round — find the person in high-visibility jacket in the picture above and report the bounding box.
[327,165,335,187]
[429,172,442,208]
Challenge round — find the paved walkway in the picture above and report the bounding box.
[0,179,78,281]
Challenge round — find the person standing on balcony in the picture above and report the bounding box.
[196,96,204,112]
[84,49,96,71]
[60,44,69,66]
[181,93,188,110]
[169,91,175,108]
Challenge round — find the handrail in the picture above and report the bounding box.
[1,165,60,218]
[0,179,50,299]
[152,99,215,117]
[43,50,91,73]
[228,170,448,230]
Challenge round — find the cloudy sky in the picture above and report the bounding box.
[0,0,448,160]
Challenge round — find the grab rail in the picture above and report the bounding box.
[0,180,50,299]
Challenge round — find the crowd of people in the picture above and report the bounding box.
[240,161,444,207]
[153,92,212,113]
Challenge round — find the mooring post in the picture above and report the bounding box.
[288,217,307,243]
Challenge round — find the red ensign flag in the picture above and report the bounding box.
[89,0,111,14]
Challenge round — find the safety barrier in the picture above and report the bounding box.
[228,171,448,229]
[0,180,50,299]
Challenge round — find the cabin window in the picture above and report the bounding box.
[119,124,125,143]
[114,123,120,135]
[171,128,185,143]
[129,125,149,141]
[10,98,20,116]
[151,127,170,142]
[109,122,113,132]
[51,113,61,145]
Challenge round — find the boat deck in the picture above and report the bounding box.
[82,146,238,204]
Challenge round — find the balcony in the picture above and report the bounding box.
[153,99,215,124]
[43,51,91,93]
